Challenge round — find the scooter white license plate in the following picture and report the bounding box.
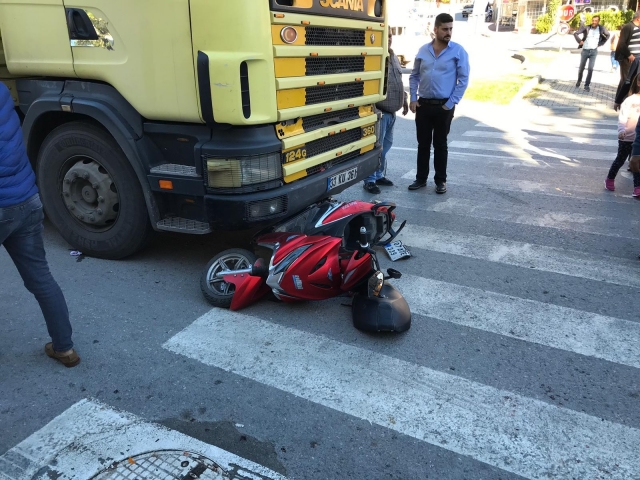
[384,240,411,261]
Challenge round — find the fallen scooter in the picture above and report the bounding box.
[200,199,411,333]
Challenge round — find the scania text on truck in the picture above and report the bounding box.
[0,0,388,258]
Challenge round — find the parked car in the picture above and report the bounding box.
[462,4,474,17]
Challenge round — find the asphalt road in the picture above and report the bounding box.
[2,25,640,480]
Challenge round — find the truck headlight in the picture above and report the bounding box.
[207,153,282,188]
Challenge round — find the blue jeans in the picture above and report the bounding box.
[0,194,73,352]
[365,111,396,183]
[611,51,619,70]
[577,48,598,86]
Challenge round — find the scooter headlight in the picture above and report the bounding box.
[368,271,384,297]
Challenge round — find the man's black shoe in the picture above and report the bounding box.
[575,81,580,88]
[376,177,394,186]
[408,180,426,190]
[584,85,590,92]
[363,182,381,194]
[435,183,447,194]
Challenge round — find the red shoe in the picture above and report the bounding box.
[605,178,615,191]
[633,186,640,198]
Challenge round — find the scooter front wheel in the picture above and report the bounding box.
[200,248,257,308]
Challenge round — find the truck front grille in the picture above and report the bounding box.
[305,128,362,158]
[305,57,366,76]
[306,82,364,106]
[305,27,365,46]
[302,107,361,132]
[306,151,359,176]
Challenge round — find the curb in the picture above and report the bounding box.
[512,74,542,103]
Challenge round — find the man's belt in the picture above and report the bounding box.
[419,98,448,105]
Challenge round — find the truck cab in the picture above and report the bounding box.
[0,0,387,258]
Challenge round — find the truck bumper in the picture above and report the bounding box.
[203,146,381,230]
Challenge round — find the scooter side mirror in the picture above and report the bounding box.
[387,268,402,279]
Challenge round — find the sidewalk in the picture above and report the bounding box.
[512,34,620,114]
[461,27,619,114]
[522,51,619,112]
[402,27,621,116]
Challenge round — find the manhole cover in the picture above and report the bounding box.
[90,451,229,479]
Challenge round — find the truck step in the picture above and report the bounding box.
[150,164,199,177]
[156,217,211,234]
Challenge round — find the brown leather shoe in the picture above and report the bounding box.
[45,343,81,368]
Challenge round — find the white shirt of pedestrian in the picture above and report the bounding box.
[583,27,600,50]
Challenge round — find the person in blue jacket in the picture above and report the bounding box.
[0,83,80,367]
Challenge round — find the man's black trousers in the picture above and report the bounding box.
[415,103,455,185]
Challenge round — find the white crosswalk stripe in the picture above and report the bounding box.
[462,130,619,147]
[385,194,640,239]
[474,121,616,135]
[163,309,640,480]
[449,140,609,161]
[400,169,636,203]
[0,400,284,480]
[396,224,640,287]
[391,145,614,170]
[400,274,640,368]
[519,117,619,126]
[393,148,615,172]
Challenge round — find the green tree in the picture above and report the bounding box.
[569,10,634,30]
[535,0,561,33]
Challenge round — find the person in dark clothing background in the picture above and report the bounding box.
[615,11,640,93]
[614,56,640,109]
[613,57,640,172]
[363,31,408,194]
[0,83,80,368]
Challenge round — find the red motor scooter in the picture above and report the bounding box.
[200,199,411,332]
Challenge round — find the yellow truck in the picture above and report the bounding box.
[0,0,387,258]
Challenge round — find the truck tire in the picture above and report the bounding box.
[36,122,151,259]
[200,249,257,308]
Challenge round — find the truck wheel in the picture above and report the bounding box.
[200,249,257,308]
[36,122,151,259]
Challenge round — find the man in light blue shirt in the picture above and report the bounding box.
[408,13,469,194]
